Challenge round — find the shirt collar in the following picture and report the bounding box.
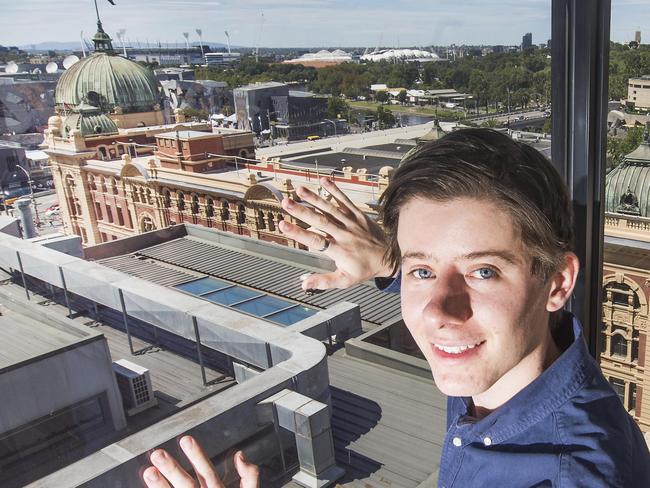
[453,311,599,443]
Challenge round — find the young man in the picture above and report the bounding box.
[144,129,650,487]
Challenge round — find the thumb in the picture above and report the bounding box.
[234,451,259,488]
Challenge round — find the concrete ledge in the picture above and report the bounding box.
[345,334,432,380]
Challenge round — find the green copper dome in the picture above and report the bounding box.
[55,51,162,114]
[62,103,119,138]
[605,125,650,217]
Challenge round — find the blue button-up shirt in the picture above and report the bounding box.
[439,313,650,487]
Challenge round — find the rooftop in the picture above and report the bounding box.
[0,298,102,372]
[92,227,402,328]
[156,130,220,140]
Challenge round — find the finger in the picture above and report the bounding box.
[143,466,172,488]
[179,436,224,488]
[278,219,332,252]
[301,270,354,291]
[234,451,260,488]
[281,197,342,237]
[295,185,354,225]
[149,449,195,488]
[320,177,365,219]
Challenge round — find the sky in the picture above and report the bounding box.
[0,0,648,49]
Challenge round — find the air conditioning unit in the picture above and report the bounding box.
[112,359,158,416]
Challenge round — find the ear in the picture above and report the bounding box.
[546,252,580,312]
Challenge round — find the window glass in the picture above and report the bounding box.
[175,277,230,295]
[267,306,317,325]
[204,286,262,306]
[233,295,290,316]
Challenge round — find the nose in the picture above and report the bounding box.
[423,271,472,327]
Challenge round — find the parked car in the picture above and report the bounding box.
[45,203,60,217]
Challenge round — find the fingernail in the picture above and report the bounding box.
[238,451,247,463]
[152,450,167,463]
[180,436,194,449]
[146,469,159,481]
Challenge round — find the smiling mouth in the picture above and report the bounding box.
[433,341,485,355]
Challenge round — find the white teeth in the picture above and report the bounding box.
[434,342,482,354]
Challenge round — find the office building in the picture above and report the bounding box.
[522,32,533,50]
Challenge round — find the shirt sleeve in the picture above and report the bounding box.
[374,271,401,294]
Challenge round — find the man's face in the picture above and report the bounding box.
[398,197,557,404]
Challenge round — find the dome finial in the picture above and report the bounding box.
[92,0,115,53]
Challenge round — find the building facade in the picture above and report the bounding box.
[626,76,650,111]
[603,125,650,432]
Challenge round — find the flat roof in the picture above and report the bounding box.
[156,130,218,140]
[363,143,414,154]
[285,151,398,175]
[0,298,102,373]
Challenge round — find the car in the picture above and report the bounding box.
[306,135,321,141]
[45,203,60,217]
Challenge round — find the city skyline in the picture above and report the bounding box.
[5,0,554,49]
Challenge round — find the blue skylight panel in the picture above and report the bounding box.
[204,286,262,306]
[175,277,230,295]
[266,306,317,326]
[233,295,290,316]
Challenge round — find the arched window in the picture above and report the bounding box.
[257,210,266,229]
[267,211,276,231]
[139,188,146,204]
[237,203,246,224]
[99,176,107,193]
[163,189,172,208]
[110,177,119,195]
[145,189,153,204]
[177,192,185,211]
[604,282,640,309]
[221,200,230,220]
[88,175,97,191]
[132,187,140,203]
[191,195,199,215]
[206,198,214,218]
[611,333,628,358]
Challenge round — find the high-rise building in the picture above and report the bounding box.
[522,32,533,50]
[636,30,642,44]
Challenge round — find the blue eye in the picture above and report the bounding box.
[411,268,433,280]
[476,268,496,279]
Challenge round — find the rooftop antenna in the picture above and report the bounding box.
[254,11,265,62]
[196,28,204,60]
[225,30,232,54]
[80,30,87,57]
[183,32,190,50]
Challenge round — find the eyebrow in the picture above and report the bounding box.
[401,249,521,265]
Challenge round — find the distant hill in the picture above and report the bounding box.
[18,41,244,53]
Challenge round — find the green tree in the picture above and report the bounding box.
[180,106,209,121]
[376,106,396,128]
[375,91,389,104]
[607,126,645,169]
[327,96,349,119]
[396,89,408,105]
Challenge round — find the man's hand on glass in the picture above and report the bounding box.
[142,436,260,488]
[279,177,393,291]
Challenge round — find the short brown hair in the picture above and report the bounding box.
[379,129,574,281]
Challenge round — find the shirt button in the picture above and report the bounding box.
[483,436,492,446]
[452,436,462,447]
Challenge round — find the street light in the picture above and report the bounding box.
[13,165,39,225]
[323,118,338,136]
